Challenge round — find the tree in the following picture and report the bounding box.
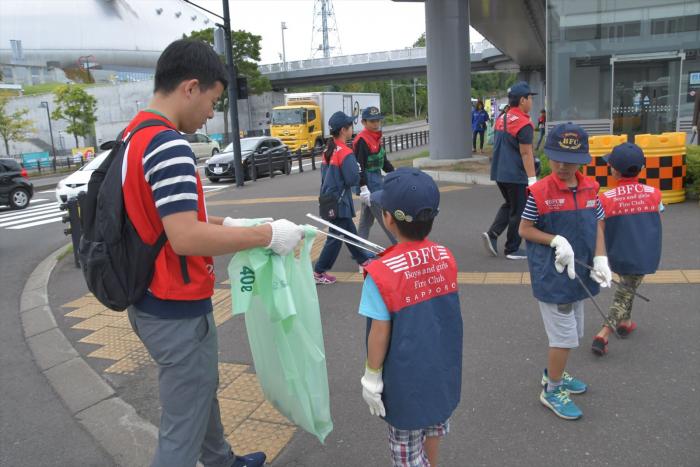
[413,33,426,48]
[51,84,97,147]
[183,28,271,95]
[0,97,35,155]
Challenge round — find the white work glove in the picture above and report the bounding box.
[693,125,698,133]
[550,235,576,280]
[359,185,371,206]
[267,219,304,256]
[361,365,386,417]
[528,177,537,187]
[223,217,273,227]
[590,256,612,288]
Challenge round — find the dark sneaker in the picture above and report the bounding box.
[540,386,582,420]
[481,232,498,256]
[591,336,608,356]
[232,451,266,467]
[314,271,337,285]
[505,249,527,260]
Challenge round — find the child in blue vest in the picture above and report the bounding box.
[591,142,663,355]
[358,168,463,466]
[519,123,613,420]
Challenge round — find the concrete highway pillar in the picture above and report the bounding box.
[518,68,546,124]
[425,0,471,160]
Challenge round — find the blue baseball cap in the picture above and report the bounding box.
[544,122,591,164]
[362,106,384,121]
[370,168,440,222]
[328,111,354,132]
[508,81,537,98]
[603,142,645,177]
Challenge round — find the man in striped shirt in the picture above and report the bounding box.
[122,40,303,467]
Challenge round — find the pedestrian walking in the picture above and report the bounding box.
[591,142,663,355]
[471,100,490,154]
[535,109,546,150]
[354,106,397,246]
[519,123,612,420]
[121,39,303,467]
[359,168,462,466]
[482,81,538,260]
[314,111,374,285]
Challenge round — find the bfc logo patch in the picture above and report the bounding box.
[381,246,457,307]
[601,184,659,217]
[586,199,597,208]
[558,132,582,150]
[544,198,565,209]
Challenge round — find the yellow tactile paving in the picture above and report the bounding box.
[483,272,523,284]
[61,296,103,309]
[218,398,260,435]
[218,363,249,388]
[250,401,295,426]
[71,314,124,331]
[682,270,700,283]
[644,270,688,284]
[219,373,265,403]
[227,420,296,462]
[88,339,145,360]
[64,303,109,319]
[78,326,131,345]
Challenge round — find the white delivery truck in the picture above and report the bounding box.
[270,92,381,152]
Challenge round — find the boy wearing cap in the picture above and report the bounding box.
[591,142,663,356]
[519,123,612,420]
[358,168,463,467]
[353,106,397,245]
[483,81,539,260]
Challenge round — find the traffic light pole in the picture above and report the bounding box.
[182,0,244,186]
[221,1,244,186]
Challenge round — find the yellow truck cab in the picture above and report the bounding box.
[270,92,381,153]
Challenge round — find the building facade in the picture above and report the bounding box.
[547,0,700,139]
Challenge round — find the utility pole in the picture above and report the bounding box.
[390,80,395,121]
[281,22,288,71]
[413,78,418,119]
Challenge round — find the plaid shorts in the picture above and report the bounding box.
[387,419,450,467]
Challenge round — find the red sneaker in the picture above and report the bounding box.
[616,321,637,338]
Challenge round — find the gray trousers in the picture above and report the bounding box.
[358,202,397,245]
[128,308,236,467]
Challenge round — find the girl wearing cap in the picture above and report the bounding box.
[471,100,490,154]
[353,106,397,246]
[314,111,374,285]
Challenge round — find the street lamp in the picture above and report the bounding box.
[281,21,288,71]
[39,101,57,168]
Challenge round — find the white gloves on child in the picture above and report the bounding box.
[359,185,371,206]
[361,365,385,417]
[528,176,537,187]
[590,256,612,288]
[223,217,273,227]
[550,235,576,280]
[267,219,304,256]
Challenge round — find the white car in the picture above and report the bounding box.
[182,133,220,160]
[55,151,109,204]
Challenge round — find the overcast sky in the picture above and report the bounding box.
[197,0,483,64]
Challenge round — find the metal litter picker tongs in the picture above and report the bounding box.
[305,213,386,255]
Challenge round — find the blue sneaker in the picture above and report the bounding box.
[481,232,498,256]
[540,386,582,420]
[541,369,588,394]
[505,248,527,260]
[232,451,266,467]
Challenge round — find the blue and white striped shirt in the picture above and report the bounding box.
[141,130,199,218]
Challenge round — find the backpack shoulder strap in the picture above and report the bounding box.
[122,118,175,145]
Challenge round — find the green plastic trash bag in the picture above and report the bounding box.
[228,226,333,443]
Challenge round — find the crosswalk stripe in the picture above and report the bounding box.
[0,203,59,219]
[0,210,64,227]
[29,198,49,203]
[0,207,60,223]
[38,189,56,194]
[6,216,64,230]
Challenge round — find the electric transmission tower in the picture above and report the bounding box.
[310,0,342,58]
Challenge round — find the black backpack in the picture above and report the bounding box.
[78,119,173,311]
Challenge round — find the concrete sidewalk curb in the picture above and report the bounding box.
[423,169,496,186]
[20,244,158,467]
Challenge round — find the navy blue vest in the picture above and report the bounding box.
[365,240,463,430]
[526,172,601,304]
[490,107,534,184]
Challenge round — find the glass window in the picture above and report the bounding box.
[271,108,307,125]
[183,134,198,143]
[308,109,317,122]
[197,134,209,143]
